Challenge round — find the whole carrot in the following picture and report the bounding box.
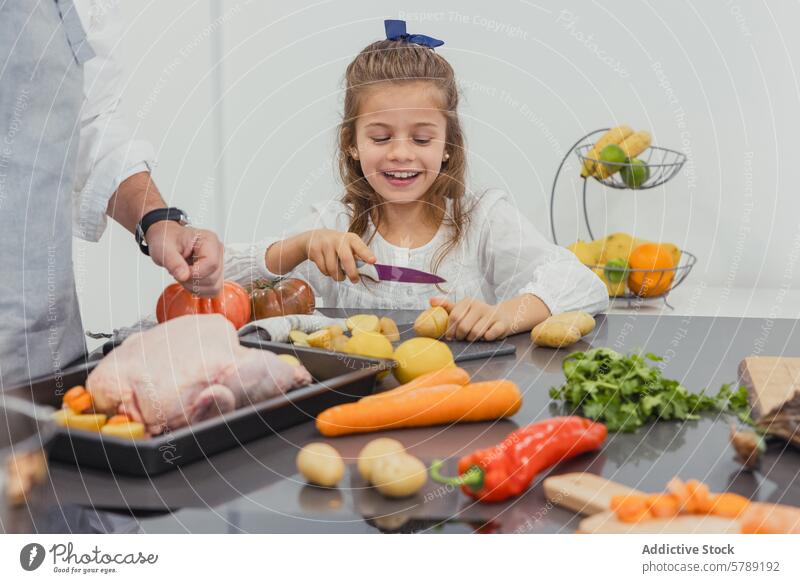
[316,380,522,437]
[361,367,470,402]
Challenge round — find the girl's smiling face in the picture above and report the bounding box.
[352,82,449,204]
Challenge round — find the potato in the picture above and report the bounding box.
[549,311,596,335]
[531,320,582,348]
[277,354,301,367]
[346,314,381,334]
[532,311,595,348]
[370,452,427,498]
[296,443,345,487]
[101,421,146,439]
[372,513,411,531]
[379,317,401,342]
[413,306,448,338]
[357,438,406,482]
[52,408,75,427]
[344,332,394,377]
[289,330,310,344]
[393,337,454,384]
[327,325,345,337]
[62,413,107,432]
[331,335,350,352]
[307,329,333,350]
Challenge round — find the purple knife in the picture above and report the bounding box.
[356,260,445,284]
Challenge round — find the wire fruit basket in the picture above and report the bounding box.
[550,128,694,309]
[574,143,686,190]
[593,251,697,308]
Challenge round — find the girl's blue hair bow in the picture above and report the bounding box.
[384,19,444,49]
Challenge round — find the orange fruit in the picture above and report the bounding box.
[627,243,675,297]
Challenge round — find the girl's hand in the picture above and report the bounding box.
[304,229,376,283]
[430,297,511,342]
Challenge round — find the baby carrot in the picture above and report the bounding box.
[316,380,522,437]
[611,495,651,523]
[707,493,750,518]
[646,493,680,518]
[63,386,92,414]
[685,479,713,513]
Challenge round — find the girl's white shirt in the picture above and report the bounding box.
[225,189,609,315]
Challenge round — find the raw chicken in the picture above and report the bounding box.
[87,314,312,435]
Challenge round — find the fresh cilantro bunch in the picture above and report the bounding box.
[548,347,752,432]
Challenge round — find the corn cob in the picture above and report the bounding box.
[580,125,634,177]
[596,130,652,179]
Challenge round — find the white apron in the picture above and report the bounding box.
[0,0,94,387]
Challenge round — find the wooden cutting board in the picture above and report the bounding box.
[544,472,800,534]
[543,473,740,534]
[543,472,645,516]
[739,356,800,418]
[577,511,740,534]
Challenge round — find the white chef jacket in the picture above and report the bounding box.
[225,189,610,315]
[72,0,155,242]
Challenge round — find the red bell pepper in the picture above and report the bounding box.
[430,416,607,503]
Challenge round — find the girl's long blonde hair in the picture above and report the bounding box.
[338,39,470,274]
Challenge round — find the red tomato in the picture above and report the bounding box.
[156,281,252,329]
[249,278,315,320]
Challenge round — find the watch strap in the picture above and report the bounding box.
[135,207,190,255]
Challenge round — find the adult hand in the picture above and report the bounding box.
[145,222,224,297]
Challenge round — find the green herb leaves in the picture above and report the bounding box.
[549,348,753,432]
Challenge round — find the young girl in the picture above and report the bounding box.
[226,20,608,341]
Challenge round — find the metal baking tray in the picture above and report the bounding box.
[5,341,392,477]
[238,324,517,364]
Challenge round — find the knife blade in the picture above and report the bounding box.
[356,261,445,284]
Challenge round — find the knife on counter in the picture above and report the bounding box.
[355,260,445,284]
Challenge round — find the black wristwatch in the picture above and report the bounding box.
[135,207,190,255]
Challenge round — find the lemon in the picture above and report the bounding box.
[393,337,455,384]
[567,240,600,266]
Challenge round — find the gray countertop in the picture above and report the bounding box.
[3,311,799,534]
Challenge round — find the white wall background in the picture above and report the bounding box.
[76,0,800,340]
